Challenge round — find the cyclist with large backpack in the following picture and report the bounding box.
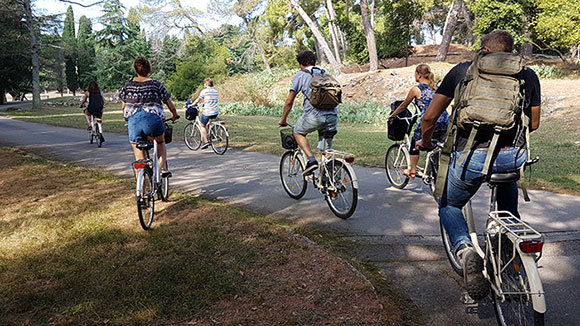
[416,30,541,300]
[279,50,342,175]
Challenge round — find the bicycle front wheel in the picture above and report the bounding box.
[89,131,94,144]
[325,160,358,219]
[440,221,463,276]
[280,151,307,199]
[159,161,170,202]
[137,169,155,230]
[385,144,410,189]
[210,124,228,155]
[492,238,545,326]
[184,122,202,150]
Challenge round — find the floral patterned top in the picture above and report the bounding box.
[413,83,449,142]
[119,79,171,120]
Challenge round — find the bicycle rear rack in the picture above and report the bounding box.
[324,149,354,160]
[485,211,544,300]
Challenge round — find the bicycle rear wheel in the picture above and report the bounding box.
[385,144,410,189]
[440,221,463,276]
[280,151,307,199]
[210,124,228,155]
[492,238,545,326]
[89,131,93,144]
[325,160,358,219]
[184,122,202,150]
[96,131,103,148]
[137,169,155,230]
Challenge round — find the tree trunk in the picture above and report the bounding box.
[436,0,462,62]
[23,0,41,109]
[290,0,341,76]
[255,38,272,74]
[326,0,341,64]
[521,17,533,59]
[460,1,475,48]
[360,0,378,72]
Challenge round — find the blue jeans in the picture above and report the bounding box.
[294,113,338,151]
[128,109,165,143]
[439,148,527,252]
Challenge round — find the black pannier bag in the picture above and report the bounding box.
[387,100,415,141]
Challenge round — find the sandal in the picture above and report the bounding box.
[400,169,416,179]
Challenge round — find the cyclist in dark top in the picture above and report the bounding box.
[80,81,104,131]
[417,30,541,300]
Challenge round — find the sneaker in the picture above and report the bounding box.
[303,160,319,175]
[100,134,105,142]
[87,126,92,131]
[457,245,490,300]
[200,143,210,149]
[161,171,172,178]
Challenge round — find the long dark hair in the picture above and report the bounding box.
[88,81,100,93]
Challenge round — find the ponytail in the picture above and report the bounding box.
[416,64,436,91]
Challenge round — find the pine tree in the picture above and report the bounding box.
[63,5,78,95]
[77,16,96,90]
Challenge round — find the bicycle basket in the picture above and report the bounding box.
[185,105,198,121]
[280,127,298,150]
[387,100,415,141]
[164,122,173,144]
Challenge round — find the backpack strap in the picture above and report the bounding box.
[481,126,502,175]
[457,121,480,167]
[433,109,458,198]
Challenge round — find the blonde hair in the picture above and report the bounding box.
[416,64,436,91]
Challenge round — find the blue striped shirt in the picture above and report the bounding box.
[199,87,219,116]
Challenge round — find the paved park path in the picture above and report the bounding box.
[1,115,578,325]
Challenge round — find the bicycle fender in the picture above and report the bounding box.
[335,158,359,189]
[518,249,547,313]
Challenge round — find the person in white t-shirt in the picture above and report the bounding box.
[190,78,219,149]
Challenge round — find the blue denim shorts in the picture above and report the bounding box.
[294,113,338,151]
[200,114,218,126]
[128,109,165,143]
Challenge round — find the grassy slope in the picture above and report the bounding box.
[0,148,410,325]
[1,101,579,194]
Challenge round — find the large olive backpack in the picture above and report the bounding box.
[434,51,529,198]
[301,67,342,110]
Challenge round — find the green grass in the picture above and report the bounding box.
[2,102,579,194]
[0,148,406,325]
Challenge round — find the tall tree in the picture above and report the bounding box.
[325,0,342,64]
[63,5,78,94]
[138,0,204,37]
[77,15,96,90]
[436,0,463,62]
[360,0,378,71]
[289,0,341,76]
[0,0,31,104]
[536,0,580,61]
[23,0,41,108]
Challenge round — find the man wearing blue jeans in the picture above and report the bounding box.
[417,30,541,300]
[279,50,338,174]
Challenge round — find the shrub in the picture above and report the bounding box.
[529,64,566,79]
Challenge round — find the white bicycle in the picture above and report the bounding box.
[183,106,229,155]
[88,114,103,147]
[440,158,546,325]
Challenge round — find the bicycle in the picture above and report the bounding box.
[384,112,443,197]
[279,126,358,219]
[440,158,546,325]
[183,106,229,155]
[88,114,104,147]
[131,119,177,230]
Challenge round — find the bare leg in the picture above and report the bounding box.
[152,135,167,172]
[84,111,91,126]
[131,143,146,161]
[294,133,314,158]
[200,123,209,143]
[409,155,420,174]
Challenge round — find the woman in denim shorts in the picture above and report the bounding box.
[119,56,179,176]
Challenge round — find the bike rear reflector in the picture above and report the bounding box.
[520,241,543,253]
[133,162,146,169]
[220,121,226,125]
[345,156,355,163]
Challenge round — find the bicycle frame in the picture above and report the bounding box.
[90,115,102,135]
[134,140,160,199]
[462,185,546,314]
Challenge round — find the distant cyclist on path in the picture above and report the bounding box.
[189,78,219,149]
[80,81,105,140]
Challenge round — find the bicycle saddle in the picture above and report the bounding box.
[488,171,520,185]
[136,142,153,150]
